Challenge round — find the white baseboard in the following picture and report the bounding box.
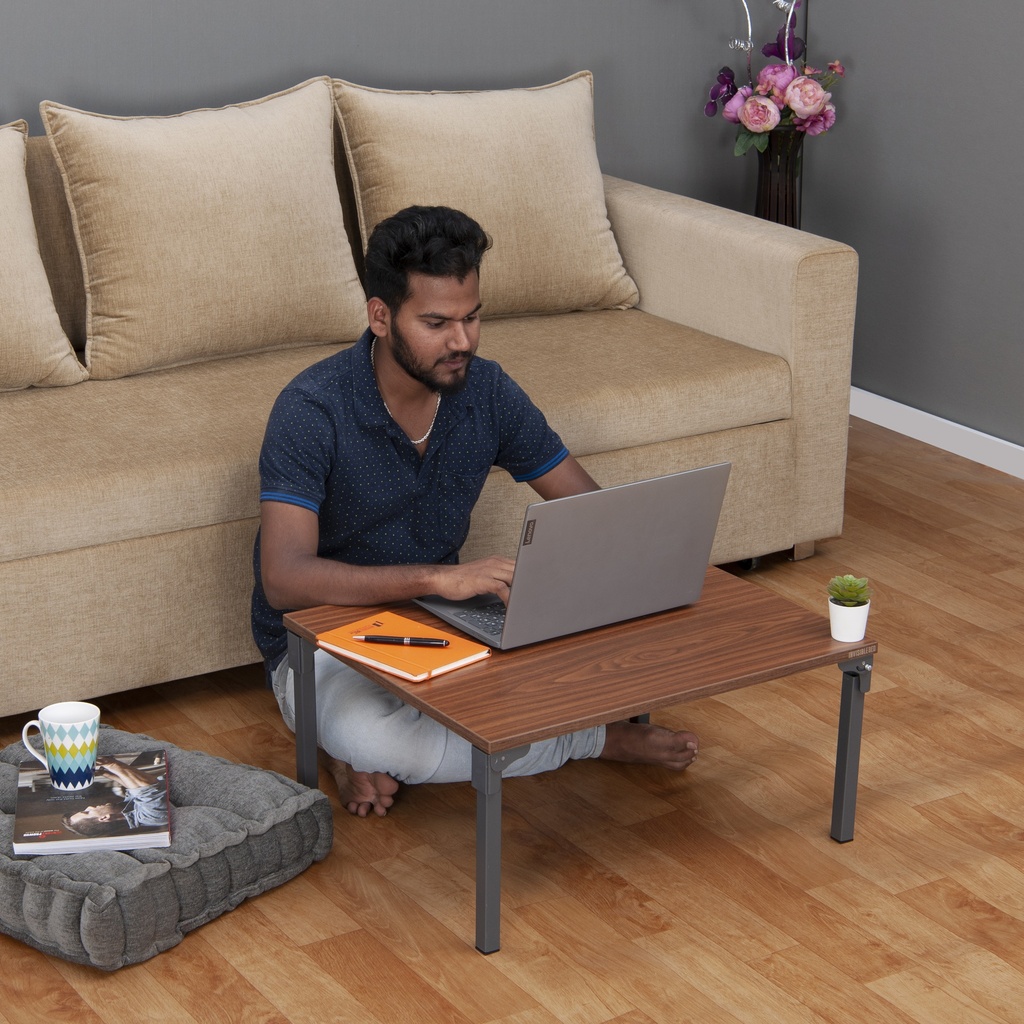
[850,388,1024,481]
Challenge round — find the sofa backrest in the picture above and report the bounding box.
[12,71,639,387]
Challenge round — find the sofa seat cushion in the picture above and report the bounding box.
[1,311,789,566]
[481,309,792,457]
[0,726,333,970]
[0,345,346,564]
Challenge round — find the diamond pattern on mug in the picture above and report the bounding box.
[43,723,98,778]
[50,723,90,743]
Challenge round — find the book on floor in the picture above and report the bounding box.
[11,749,171,856]
[317,610,491,682]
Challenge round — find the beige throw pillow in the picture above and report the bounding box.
[0,120,88,391]
[333,72,638,317]
[41,78,366,379]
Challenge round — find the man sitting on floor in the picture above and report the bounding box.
[251,205,699,817]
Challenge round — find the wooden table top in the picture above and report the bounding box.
[284,566,877,754]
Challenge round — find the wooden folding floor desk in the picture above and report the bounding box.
[284,566,877,953]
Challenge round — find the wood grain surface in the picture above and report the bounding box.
[2,419,1022,1023]
[287,569,875,751]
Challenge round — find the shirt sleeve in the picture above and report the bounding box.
[491,370,569,482]
[258,386,337,514]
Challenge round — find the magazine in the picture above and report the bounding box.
[11,749,171,856]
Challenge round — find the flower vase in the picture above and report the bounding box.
[754,127,804,228]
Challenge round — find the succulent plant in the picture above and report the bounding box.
[827,574,872,607]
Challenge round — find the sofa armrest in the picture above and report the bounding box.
[603,174,859,548]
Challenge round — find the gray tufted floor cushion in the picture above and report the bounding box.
[0,725,333,970]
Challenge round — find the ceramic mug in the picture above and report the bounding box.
[22,701,100,791]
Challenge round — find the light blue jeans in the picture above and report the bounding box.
[271,649,605,784]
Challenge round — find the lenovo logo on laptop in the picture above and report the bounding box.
[522,519,536,546]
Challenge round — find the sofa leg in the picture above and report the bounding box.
[789,541,816,561]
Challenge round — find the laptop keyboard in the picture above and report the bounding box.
[453,600,506,640]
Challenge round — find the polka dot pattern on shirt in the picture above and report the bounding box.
[250,329,567,659]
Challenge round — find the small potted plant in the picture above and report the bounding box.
[827,574,872,642]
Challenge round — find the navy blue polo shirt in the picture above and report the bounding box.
[251,329,568,659]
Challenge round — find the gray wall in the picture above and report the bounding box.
[806,0,1024,447]
[3,1,1020,445]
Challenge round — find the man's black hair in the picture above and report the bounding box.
[61,809,124,837]
[363,206,491,314]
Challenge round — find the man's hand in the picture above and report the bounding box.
[430,556,516,604]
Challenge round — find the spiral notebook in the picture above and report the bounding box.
[316,610,491,683]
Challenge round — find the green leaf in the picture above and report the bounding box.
[753,132,771,152]
[826,573,872,605]
[734,130,757,157]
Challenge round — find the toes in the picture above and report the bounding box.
[346,799,388,818]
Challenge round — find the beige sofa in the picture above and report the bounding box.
[0,74,858,719]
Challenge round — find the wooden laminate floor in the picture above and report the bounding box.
[2,418,1023,1023]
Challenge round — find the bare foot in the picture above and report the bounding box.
[600,721,699,771]
[324,755,399,817]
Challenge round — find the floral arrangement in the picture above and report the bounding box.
[704,0,845,156]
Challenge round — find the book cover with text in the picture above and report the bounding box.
[12,749,171,856]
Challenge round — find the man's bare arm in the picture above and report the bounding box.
[260,455,596,610]
[528,454,601,501]
[259,501,516,610]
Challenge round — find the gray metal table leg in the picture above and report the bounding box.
[471,744,529,954]
[831,656,873,843]
[288,631,319,789]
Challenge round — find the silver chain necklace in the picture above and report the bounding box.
[371,339,441,446]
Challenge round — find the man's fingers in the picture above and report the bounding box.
[438,555,515,601]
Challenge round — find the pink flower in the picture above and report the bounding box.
[722,85,752,124]
[784,76,830,118]
[738,95,781,133]
[828,60,846,77]
[756,63,798,107]
[795,103,836,136]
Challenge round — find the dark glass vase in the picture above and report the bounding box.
[754,127,804,228]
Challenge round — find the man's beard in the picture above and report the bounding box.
[391,320,473,397]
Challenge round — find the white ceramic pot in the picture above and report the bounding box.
[828,599,870,642]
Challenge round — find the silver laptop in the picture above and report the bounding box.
[414,462,731,649]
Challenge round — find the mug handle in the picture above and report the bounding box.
[21,720,49,768]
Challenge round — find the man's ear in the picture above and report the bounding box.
[366,297,390,338]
